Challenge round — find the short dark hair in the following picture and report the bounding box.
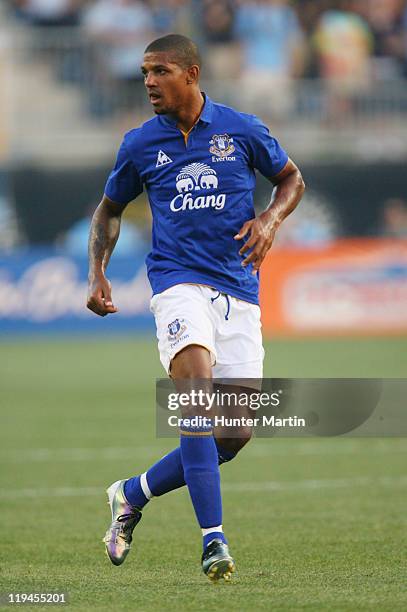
[144,34,202,70]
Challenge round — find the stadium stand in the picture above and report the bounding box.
[0,0,406,163]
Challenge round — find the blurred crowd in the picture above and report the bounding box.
[2,0,406,250]
[2,0,406,121]
[8,0,407,82]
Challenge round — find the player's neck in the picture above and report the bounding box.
[173,91,205,134]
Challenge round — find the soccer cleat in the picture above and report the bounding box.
[103,479,142,566]
[201,539,236,582]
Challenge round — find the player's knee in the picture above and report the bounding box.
[216,429,252,458]
[170,344,213,379]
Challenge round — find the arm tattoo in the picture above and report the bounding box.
[88,211,121,273]
[89,221,108,265]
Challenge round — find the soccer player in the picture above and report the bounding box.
[87,34,305,581]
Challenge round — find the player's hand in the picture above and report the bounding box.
[87,274,118,317]
[234,210,280,274]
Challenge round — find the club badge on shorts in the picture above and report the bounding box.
[167,318,187,342]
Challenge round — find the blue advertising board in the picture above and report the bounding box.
[0,249,154,335]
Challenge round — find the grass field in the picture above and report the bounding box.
[1,337,406,611]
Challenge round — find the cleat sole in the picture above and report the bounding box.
[206,558,236,583]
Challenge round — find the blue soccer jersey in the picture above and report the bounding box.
[105,94,288,304]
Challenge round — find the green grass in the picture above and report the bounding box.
[0,337,406,610]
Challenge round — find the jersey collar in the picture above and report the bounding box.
[199,94,213,124]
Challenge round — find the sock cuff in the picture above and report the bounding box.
[180,417,213,435]
[202,525,223,536]
[180,430,213,437]
[140,472,153,500]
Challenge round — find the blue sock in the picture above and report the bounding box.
[203,441,233,549]
[180,422,225,550]
[123,475,149,509]
[124,448,185,508]
[124,441,237,508]
[146,448,185,495]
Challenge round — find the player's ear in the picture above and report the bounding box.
[186,65,199,85]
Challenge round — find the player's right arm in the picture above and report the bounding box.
[87,195,127,316]
[87,132,143,316]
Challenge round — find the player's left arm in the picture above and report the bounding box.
[235,158,305,273]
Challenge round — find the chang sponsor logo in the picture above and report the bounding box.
[170,162,226,212]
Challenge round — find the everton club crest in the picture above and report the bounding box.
[167,318,187,342]
[209,134,235,160]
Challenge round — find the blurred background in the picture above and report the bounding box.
[0,0,406,336]
[1,3,406,606]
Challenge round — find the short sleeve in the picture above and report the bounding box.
[247,116,289,178]
[104,139,143,204]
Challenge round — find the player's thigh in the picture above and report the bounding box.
[150,283,217,376]
[170,345,215,418]
[213,298,264,380]
[171,344,212,379]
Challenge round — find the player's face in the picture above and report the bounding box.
[141,52,193,115]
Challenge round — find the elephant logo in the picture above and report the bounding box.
[175,174,194,193]
[200,171,218,190]
[175,163,218,193]
[171,162,225,212]
[209,134,235,158]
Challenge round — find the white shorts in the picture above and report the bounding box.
[150,283,264,379]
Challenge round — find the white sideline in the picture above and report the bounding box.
[1,476,407,500]
[0,441,406,463]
